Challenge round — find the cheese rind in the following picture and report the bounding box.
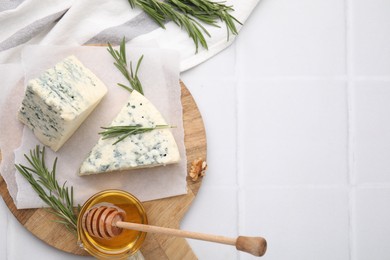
[18,55,107,151]
[79,90,180,176]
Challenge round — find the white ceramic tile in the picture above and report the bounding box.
[238,79,348,186]
[0,199,8,259]
[7,213,93,259]
[353,81,390,184]
[240,187,350,260]
[354,188,390,260]
[181,186,238,259]
[237,0,346,77]
[352,0,390,76]
[178,77,238,187]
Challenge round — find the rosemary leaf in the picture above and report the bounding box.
[117,83,134,93]
[99,124,175,145]
[15,146,78,234]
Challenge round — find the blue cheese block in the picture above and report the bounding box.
[18,55,108,151]
[79,90,180,176]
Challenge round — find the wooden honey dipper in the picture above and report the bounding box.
[82,203,267,257]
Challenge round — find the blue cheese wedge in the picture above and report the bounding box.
[18,55,108,151]
[79,90,180,176]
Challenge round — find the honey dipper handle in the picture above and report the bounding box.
[115,221,266,257]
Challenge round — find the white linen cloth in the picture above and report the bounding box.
[0,0,260,71]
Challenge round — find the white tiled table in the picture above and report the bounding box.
[1,0,390,259]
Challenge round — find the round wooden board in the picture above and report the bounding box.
[0,81,206,259]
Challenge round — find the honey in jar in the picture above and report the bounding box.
[77,189,148,259]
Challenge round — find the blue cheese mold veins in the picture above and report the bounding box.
[18,55,108,152]
[79,90,180,176]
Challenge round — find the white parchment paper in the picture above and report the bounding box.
[1,45,187,209]
[0,64,25,204]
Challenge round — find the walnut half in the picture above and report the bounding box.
[189,158,207,181]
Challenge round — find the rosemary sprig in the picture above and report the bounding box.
[100,124,175,145]
[15,146,78,234]
[167,0,241,39]
[127,0,241,52]
[107,38,144,95]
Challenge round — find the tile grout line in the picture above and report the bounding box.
[241,75,390,81]
[345,0,356,259]
[234,39,243,260]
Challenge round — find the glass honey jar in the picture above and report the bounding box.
[77,189,148,259]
